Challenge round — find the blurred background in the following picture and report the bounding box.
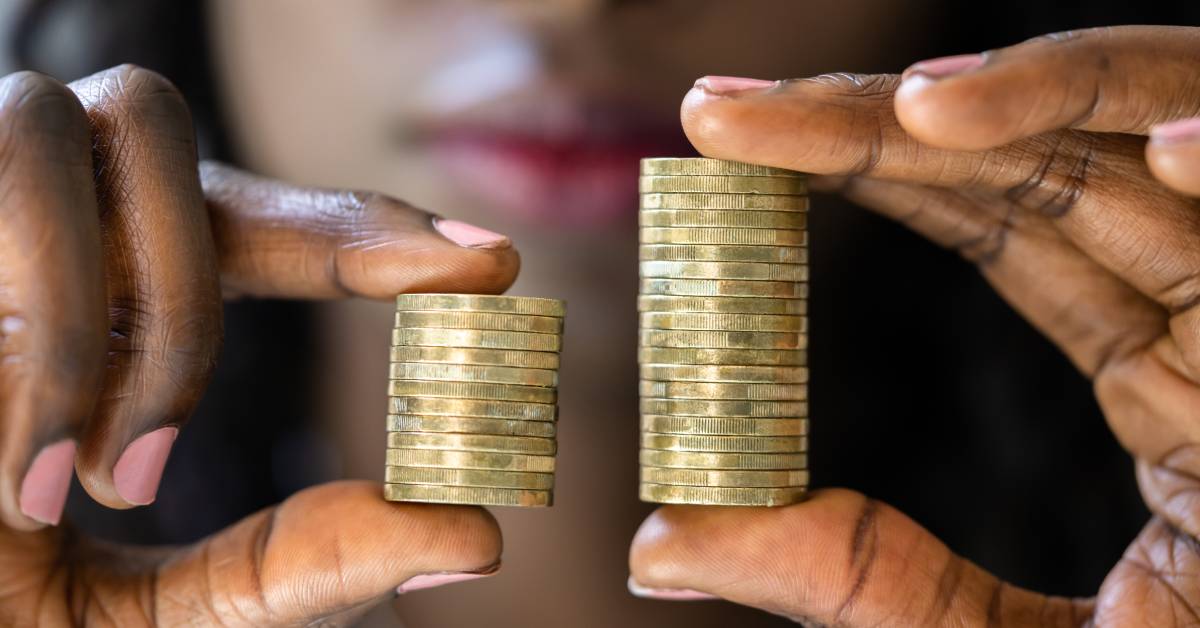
[5,1,1199,626]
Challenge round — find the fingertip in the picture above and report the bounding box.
[1147,119,1200,197]
[14,439,76,528]
[894,74,1007,151]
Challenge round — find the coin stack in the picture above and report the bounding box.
[638,158,809,507]
[386,293,566,507]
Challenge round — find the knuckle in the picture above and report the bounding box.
[0,70,88,139]
[1003,132,1096,217]
[73,64,192,131]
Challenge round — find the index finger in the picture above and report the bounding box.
[201,162,521,300]
[895,26,1200,151]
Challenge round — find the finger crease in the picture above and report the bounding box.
[835,498,879,623]
[1119,556,1200,624]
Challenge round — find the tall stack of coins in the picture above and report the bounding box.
[638,158,809,507]
[386,294,566,507]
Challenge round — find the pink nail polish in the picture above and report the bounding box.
[694,76,777,96]
[113,426,177,506]
[397,571,492,594]
[902,54,985,81]
[628,577,719,601]
[433,218,511,249]
[19,439,76,525]
[1151,117,1200,144]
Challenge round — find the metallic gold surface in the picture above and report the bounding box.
[640,278,808,299]
[640,209,807,229]
[641,433,808,453]
[641,192,809,211]
[387,432,556,455]
[395,294,566,317]
[389,345,561,369]
[640,398,808,417]
[639,363,808,383]
[394,311,563,334]
[640,415,808,436]
[640,467,809,488]
[387,380,556,404]
[640,244,807,264]
[639,380,807,401]
[639,483,806,506]
[387,414,557,438]
[637,295,807,315]
[640,311,806,332]
[639,158,803,178]
[387,396,557,421]
[639,329,807,350]
[640,261,808,282]
[639,449,808,469]
[641,227,807,246]
[386,448,556,473]
[388,362,557,387]
[638,346,807,367]
[392,327,561,352]
[639,175,808,195]
[385,466,555,490]
[384,483,553,507]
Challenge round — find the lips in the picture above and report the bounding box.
[421,113,693,227]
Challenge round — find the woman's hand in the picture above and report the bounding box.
[629,25,1200,626]
[0,65,517,625]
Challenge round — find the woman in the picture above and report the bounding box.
[4,1,1200,625]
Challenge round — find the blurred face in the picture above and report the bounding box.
[206,2,925,626]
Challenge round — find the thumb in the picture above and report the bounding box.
[200,161,521,300]
[628,489,1090,627]
[155,481,502,625]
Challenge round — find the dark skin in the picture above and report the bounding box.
[2,24,1200,628]
[630,25,1200,627]
[0,65,514,625]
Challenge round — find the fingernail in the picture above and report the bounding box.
[1151,117,1200,144]
[902,53,985,81]
[19,439,76,525]
[694,75,777,96]
[628,577,719,601]
[397,571,494,594]
[113,426,177,506]
[433,218,511,249]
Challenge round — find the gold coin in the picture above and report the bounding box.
[638,347,807,366]
[640,312,806,333]
[641,227,807,246]
[392,328,561,352]
[641,192,808,211]
[640,363,809,383]
[384,483,553,507]
[389,345,560,370]
[641,433,807,453]
[638,295,807,315]
[640,245,808,264]
[640,449,807,469]
[385,466,554,490]
[394,311,563,334]
[387,448,555,472]
[639,158,803,178]
[641,261,808,282]
[639,176,808,195]
[387,414,556,438]
[640,467,809,488]
[640,278,808,299]
[388,396,557,421]
[641,414,808,436]
[640,398,807,417]
[640,380,807,401]
[640,210,807,229]
[387,380,556,404]
[387,432,556,455]
[639,483,806,506]
[389,362,557,387]
[396,294,566,317]
[640,329,807,350]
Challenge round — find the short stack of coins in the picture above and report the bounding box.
[638,157,809,507]
[386,293,566,507]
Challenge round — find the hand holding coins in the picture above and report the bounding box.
[386,294,565,507]
[638,157,809,507]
